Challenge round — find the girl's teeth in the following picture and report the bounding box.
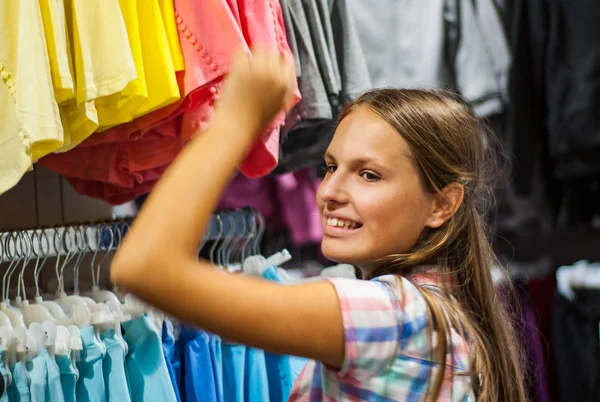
[327,218,359,229]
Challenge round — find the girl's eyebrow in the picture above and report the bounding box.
[325,152,389,172]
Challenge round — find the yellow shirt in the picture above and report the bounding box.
[0,0,63,194]
[39,0,74,104]
[159,0,185,72]
[61,0,136,146]
[132,0,180,118]
[95,0,148,129]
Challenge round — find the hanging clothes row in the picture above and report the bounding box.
[0,0,302,202]
[0,208,317,402]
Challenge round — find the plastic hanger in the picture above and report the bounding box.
[0,237,15,329]
[67,325,82,381]
[52,227,92,328]
[209,213,224,266]
[0,232,26,328]
[83,223,120,304]
[111,221,132,303]
[30,228,72,324]
[217,212,236,269]
[14,231,56,326]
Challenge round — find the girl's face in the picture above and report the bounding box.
[317,107,436,271]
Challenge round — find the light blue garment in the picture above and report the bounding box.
[101,329,132,402]
[208,335,224,402]
[179,327,216,402]
[76,326,107,402]
[243,348,269,402]
[27,350,47,402]
[0,352,8,402]
[122,315,177,402]
[262,266,305,400]
[9,361,31,402]
[55,355,76,402]
[161,323,181,402]
[40,350,65,402]
[221,343,245,402]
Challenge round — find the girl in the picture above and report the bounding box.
[111,49,527,401]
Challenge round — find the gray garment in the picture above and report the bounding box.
[347,0,509,117]
[286,0,333,120]
[302,0,341,95]
[280,0,301,76]
[472,0,511,102]
[329,0,371,103]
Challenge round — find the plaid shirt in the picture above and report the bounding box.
[289,275,475,401]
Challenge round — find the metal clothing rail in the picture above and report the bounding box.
[0,207,264,262]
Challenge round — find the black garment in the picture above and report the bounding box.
[506,0,549,195]
[546,0,600,179]
[508,0,600,193]
[273,119,335,175]
[552,289,600,402]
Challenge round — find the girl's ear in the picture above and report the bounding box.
[425,183,464,229]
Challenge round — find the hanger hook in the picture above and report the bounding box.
[217,212,236,267]
[1,232,15,301]
[232,210,247,264]
[251,209,265,256]
[209,214,223,265]
[5,231,25,300]
[16,230,33,301]
[55,226,74,294]
[33,228,50,299]
[72,224,89,294]
[240,208,255,262]
[95,222,115,289]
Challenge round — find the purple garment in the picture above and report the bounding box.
[219,167,323,246]
[517,285,551,402]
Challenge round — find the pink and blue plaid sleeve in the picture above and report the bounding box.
[325,276,418,382]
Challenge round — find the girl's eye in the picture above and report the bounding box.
[325,164,337,174]
[360,171,381,182]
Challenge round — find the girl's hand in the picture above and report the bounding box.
[215,47,297,136]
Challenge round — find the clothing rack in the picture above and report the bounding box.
[0,208,263,262]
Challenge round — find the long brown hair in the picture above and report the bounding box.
[338,89,526,402]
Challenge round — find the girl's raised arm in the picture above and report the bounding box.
[110,49,344,368]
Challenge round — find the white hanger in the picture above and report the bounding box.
[557,260,600,301]
[11,326,31,384]
[0,326,12,387]
[29,229,72,325]
[52,227,92,328]
[83,223,120,304]
[0,232,26,328]
[67,325,82,381]
[13,231,56,326]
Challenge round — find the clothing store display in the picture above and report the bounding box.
[122,316,178,402]
[290,274,475,400]
[76,327,106,402]
[28,0,300,203]
[101,330,132,402]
